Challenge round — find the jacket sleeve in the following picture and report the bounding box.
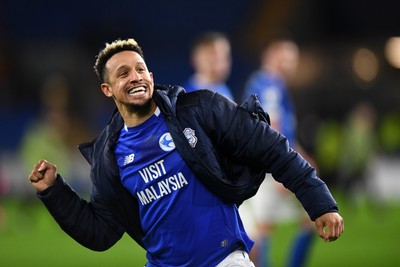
[37,174,125,251]
[202,91,338,220]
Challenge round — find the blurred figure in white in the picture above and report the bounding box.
[240,38,316,267]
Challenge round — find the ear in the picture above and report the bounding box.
[101,83,113,97]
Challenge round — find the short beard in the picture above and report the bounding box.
[125,98,154,116]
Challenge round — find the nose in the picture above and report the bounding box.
[130,71,142,82]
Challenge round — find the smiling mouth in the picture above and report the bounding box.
[128,86,146,95]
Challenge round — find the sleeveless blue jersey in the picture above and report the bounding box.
[114,108,253,266]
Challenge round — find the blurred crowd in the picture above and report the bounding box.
[1,2,400,235]
[2,36,399,199]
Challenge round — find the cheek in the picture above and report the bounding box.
[147,73,154,82]
[116,80,128,91]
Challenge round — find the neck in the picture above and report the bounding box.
[119,101,158,127]
[194,73,218,85]
[262,64,282,79]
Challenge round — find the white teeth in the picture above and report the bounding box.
[128,86,145,95]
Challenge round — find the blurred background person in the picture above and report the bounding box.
[19,74,91,197]
[337,101,377,204]
[240,37,316,267]
[182,31,235,100]
[19,74,73,192]
[0,170,8,229]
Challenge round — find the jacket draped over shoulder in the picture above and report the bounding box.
[37,84,338,251]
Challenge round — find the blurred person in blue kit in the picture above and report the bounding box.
[28,38,343,267]
[182,31,235,100]
[240,37,318,267]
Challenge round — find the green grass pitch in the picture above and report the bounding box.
[1,192,399,267]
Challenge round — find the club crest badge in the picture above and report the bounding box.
[159,132,176,151]
[183,128,197,148]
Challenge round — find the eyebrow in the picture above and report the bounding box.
[115,65,130,72]
[117,61,146,70]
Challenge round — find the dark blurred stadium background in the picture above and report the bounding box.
[1,0,400,208]
[1,1,400,266]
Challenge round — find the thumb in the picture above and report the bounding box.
[315,220,327,241]
[38,160,49,172]
[37,160,57,179]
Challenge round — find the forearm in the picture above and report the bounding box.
[38,175,124,251]
[268,145,338,220]
[205,93,338,219]
[227,108,338,220]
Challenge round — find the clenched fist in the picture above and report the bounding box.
[315,212,344,242]
[28,159,58,192]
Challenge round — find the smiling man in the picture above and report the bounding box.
[28,38,344,267]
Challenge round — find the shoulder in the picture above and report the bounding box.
[177,89,216,106]
[175,89,239,131]
[176,89,237,113]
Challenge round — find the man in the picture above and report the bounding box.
[182,31,234,100]
[28,38,344,267]
[240,38,317,267]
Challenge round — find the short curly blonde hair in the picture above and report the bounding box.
[94,38,144,82]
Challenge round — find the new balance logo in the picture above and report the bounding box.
[123,154,135,165]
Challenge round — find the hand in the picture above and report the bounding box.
[315,212,344,242]
[28,159,58,192]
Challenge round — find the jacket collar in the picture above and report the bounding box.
[153,84,185,117]
[78,84,185,164]
[108,84,185,126]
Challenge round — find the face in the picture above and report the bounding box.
[193,39,231,83]
[101,50,154,114]
[277,42,299,78]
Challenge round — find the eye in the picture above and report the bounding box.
[119,71,128,77]
[136,63,147,73]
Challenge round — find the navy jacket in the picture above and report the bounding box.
[38,85,338,252]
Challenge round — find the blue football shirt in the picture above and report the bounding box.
[243,70,296,145]
[114,108,253,266]
[183,75,234,100]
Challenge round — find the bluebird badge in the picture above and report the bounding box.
[183,128,197,148]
